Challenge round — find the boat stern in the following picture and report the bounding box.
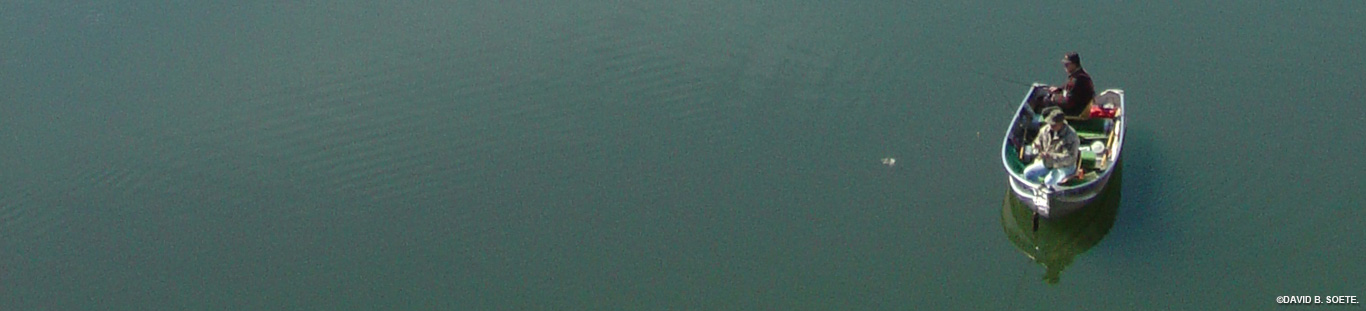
[1007,174,1105,218]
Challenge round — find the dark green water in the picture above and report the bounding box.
[2,1,1363,310]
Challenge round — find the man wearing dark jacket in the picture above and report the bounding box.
[1047,52,1095,116]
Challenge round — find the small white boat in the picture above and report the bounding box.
[1000,84,1126,218]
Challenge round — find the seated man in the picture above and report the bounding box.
[1023,107,1081,189]
[1044,52,1095,116]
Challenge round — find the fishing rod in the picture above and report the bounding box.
[967,66,1035,88]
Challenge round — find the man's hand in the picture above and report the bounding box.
[1042,149,1063,160]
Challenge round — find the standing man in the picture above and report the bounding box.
[1023,107,1081,189]
[1047,52,1095,116]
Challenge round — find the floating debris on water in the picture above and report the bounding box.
[881,157,896,167]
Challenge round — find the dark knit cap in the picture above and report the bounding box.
[1062,52,1081,65]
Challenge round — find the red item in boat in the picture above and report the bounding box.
[1089,105,1117,118]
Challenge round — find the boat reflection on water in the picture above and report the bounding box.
[1001,163,1122,284]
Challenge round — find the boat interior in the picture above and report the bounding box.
[1005,86,1122,186]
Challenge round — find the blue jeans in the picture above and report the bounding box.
[1023,160,1076,187]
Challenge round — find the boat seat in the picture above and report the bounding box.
[1068,118,1110,141]
[1076,131,1107,141]
[1060,171,1100,186]
[1031,124,1107,141]
[1064,99,1096,121]
[1057,149,1101,186]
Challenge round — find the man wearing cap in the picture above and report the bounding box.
[1024,107,1081,188]
[1046,52,1095,116]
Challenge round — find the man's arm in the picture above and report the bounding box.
[1032,132,1051,155]
[1061,133,1081,165]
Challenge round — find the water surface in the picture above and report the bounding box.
[1,0,1363,310]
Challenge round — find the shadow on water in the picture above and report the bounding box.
[1001,162,1123,284]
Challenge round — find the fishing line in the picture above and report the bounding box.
[967,66,1034,88]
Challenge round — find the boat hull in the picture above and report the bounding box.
[1001,84,1126,218]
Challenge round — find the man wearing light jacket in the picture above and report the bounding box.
[1024,107,1081,189]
